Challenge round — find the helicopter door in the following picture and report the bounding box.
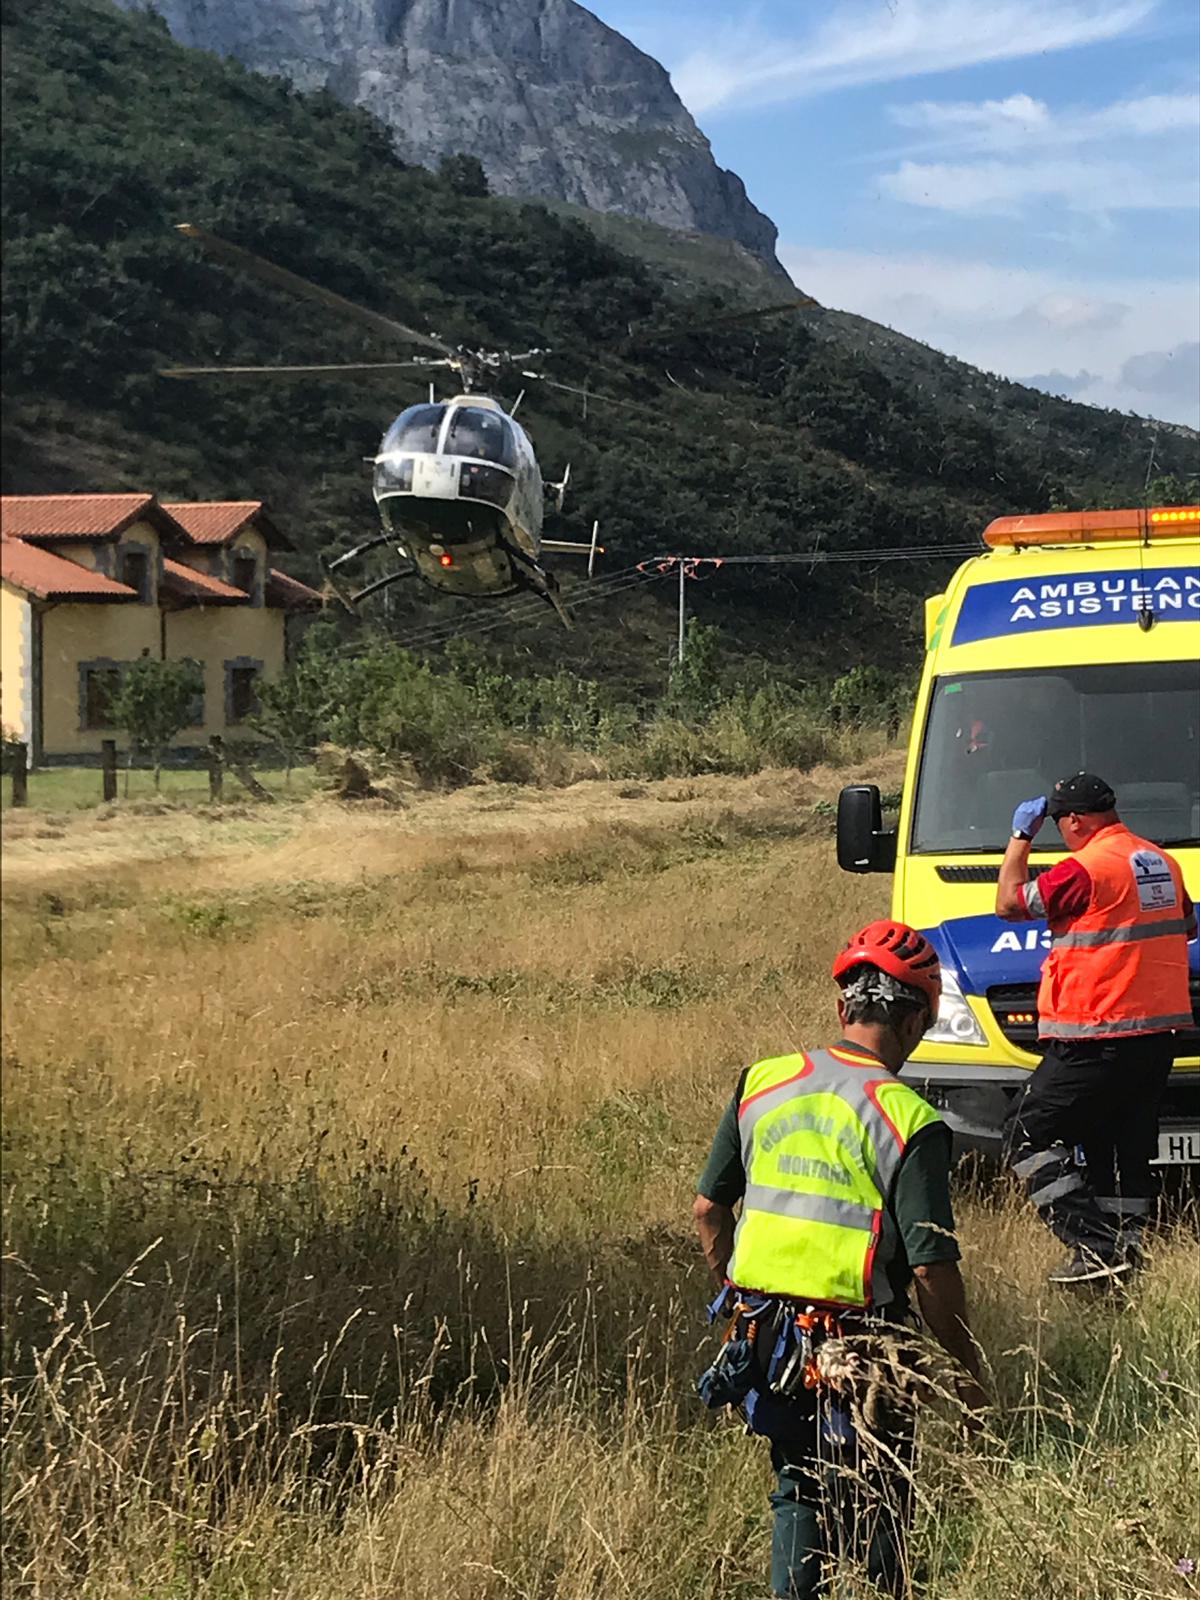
[374,403,447,496]
[443,406,517,510]
[443,406,517,466]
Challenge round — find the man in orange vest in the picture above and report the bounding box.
[997,771,1196,1284]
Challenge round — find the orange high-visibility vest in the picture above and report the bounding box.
[1038,822,1192,1040]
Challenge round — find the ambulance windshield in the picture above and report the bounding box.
[912,660,1200,852]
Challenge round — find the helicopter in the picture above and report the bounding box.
[161,224,607,626]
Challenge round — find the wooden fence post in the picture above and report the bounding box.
[208,735,224,802]
[101,740,118,802]
[10,742,28,807]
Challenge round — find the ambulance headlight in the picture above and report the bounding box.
[925,970,988,1047]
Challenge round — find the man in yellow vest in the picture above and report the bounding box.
[694,920,985,1600]
[997,771,1195,1285]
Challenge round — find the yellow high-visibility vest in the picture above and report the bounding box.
[727,1045,944,1308]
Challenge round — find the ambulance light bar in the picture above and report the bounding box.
[984,506,1200,548]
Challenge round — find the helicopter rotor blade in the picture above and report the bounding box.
[521,372,668,423]
[174,223,456,357]
[624,295,822,350]
[160,359,455,380]
[693,295,820,329]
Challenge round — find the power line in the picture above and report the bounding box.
[320,558,657,659]
[639,540,980,673]
[326,539,975,662]
[395,562,665,653]
[397,561,655,648]
[638,543,978,572]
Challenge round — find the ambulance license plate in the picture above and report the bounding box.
[1153,1127,1200,1165]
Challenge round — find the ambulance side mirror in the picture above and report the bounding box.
[837,785,897,874]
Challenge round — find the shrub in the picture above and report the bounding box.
[108,656,204,787]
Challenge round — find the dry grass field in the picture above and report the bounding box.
[3,766,1197,1599]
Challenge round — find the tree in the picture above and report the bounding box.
[667,620,725,724]
[829,664,905,735]
[250,642,332,781]
[108,656,203,788]
[438,153,489,197]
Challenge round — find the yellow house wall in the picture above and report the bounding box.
[164,604,285,740]
[53,541,103,571]
[41,602,162,756]
[1,581,34,745]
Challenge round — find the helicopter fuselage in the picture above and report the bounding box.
[372,394,546,598]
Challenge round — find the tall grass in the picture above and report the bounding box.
[3,779,1197,1597]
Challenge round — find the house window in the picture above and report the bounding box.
[118,546,152,602]
[232,552,258,600]
[80,662,123,730]
[225,657,263,725]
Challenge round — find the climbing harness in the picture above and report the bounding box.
[698,1288,860,1446]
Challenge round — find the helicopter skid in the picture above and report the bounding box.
[506,545,573,629]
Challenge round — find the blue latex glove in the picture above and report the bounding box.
[1012,796,1047,839]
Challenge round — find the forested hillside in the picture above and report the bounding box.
[2,0,1194,691]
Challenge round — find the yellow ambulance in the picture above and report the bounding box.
[838,505,1200,1168]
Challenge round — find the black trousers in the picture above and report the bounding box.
[1003,1034,1175,1259]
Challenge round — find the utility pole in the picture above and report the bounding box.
[677,557,686,665]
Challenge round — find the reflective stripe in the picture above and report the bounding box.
[1023,878,1046,919]
[740,1073,819,1129]
[1040,1013,1192,1038]
[1051,917,1191,950]
[1011,1148,1062,1181]
[1030,1171,1085,1206]
[738,1055,915,1197]
[742,1182,878,1231]
[1097,1195,1151,1216]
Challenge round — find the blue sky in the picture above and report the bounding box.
[587,0,1199,427]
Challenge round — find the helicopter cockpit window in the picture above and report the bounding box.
[380,404,445,456]
[444,407,516,468]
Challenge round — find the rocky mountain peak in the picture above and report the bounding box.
[121,0,783,269]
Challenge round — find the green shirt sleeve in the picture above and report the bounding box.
[696,1073,747,1207]
[889,1122,960,1267]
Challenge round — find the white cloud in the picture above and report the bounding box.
[890,90,1199,149]
[778,244,1200,424]
[671,0,1152,115]
[881,156,1197,212]
[877,87,1198,214]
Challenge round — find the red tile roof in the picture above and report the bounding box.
[0,536,138,601]
[163,501,293,550]
[266,567,324,610]
[160,559,246,604]
[0,494,184,542]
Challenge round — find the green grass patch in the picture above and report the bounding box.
[1,764,318,811]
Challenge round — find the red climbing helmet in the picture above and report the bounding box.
[832,919,942,1011]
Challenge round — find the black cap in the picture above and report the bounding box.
[1049,771,1117,819]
